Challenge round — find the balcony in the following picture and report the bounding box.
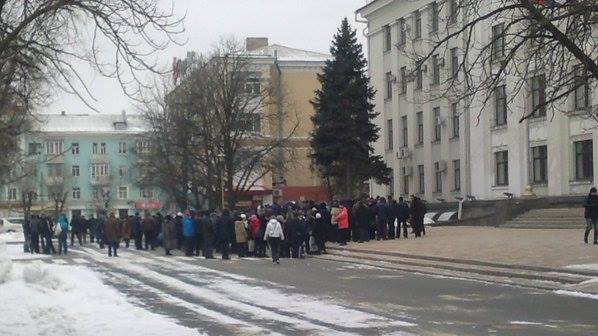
[91,154,109,163]
[90,175,111,186]
[45,176,64,186]
[45,154,64,164]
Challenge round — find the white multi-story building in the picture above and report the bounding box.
[357,0,596,202]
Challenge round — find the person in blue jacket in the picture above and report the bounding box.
[182,210,195,256]
[57,213,69,255]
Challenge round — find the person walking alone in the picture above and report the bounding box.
[264,216,284,264]
[583,187,598,244]
[104,213,121,257]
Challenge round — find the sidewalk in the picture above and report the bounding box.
[331,226,598,270]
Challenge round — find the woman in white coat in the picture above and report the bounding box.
[264,217,285,264]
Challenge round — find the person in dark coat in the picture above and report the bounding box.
[396,197,410,238]
[367,199,378,240]
[255,209,268,258]
[201,212,216,259]
[583,187,598,244]
[376,198,389,240]
[215,209,234,260]
[410,196,426,237]
[88,215,98,243]
[162,215,177,255]
[387,197,398,239]
[121,215,132,248]
[353,200,370,243]
[40,214,56,254]
[193,212,203,256]
[132,212,143,250]
[80,215,88,244]
[142,213,156,250]
[104,213,121,257]
[29,215,40,253]
[287,212,306,258]
[70,215,83,246]
[311,212,327,253]
[97,215,106,248]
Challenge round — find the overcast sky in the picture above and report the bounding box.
[48,0,368,115]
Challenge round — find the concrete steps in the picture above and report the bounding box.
[317,247,598,293]
[502,207,586,229]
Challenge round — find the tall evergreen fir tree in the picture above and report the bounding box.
[311,18,391,198]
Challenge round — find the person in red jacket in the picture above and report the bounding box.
[248,214,261,256]
[336,205,349,246]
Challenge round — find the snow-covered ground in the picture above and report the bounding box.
[0,230,25,243]
[0,241,199,336]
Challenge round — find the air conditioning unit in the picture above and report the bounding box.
[272,189,283,197]
[438,160,447,172]
[404,166,413,176]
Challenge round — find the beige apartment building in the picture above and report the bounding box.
[357,0,596,203]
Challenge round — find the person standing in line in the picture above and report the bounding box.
[255,209,269,258]
[376,198,389,240]
[57,213,69,255]
[410,196,425,237]
[264,216,285,264]
[353,200,369,244]
[396,197,410,239]
[162,215,177,256]
[215,209,234,260]
[70,214,83,246]
[97,214,106,249]
[121,215,132,248]
[233,214,248,258]
[583,187,598,244]
[248,214,260,256]
[80,215,88,244]
[142,212,156,250]
[201,212,216,259]
[182,210,195,256]
[88,215,98,243]
[40,214,56,254]
[330,201,340,244]
[29,215,41,253]
[132,212,143,250]
[336,204,350,246]
[387,197,398,239]
[104,213,121,257]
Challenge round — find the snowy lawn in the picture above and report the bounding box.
[0,242,200,336]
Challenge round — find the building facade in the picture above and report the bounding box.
[0,112,167,219]
[358,0,596,202]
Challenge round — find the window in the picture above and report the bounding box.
[448,0,458,24]
[575,140,593,180]
[495,85,507,126]
[433,107,441,142]
[450,48,459,79]
[385,72,393,99]
[91,163,109,178]
[430,2,439,33]
[531,145,547,183]
[435,162,442,193]
[71,143,79,155]
[28,143,39,156]
[47,164,62,177]
[237,113,261,134]
[398,18,406,45]
[415,64,423,90]
[387,119,394,150]
[72,188,81,199]
[137,140,152,154]
[418,165,425,194]
[245,77,261,95]
[383,25,392,52]
[495,151,509,186]
[118,142,127,154]
[432,55,440,85]
[416,112,424,144]
[100,142,106,154]
[92,142,98,154]
[119,166,129,177]
[118,186,128,199]
[140,188,154,198]
[492,24,505,60]
[452,103,460,138]
[46,141,63,155]
[72,165,80,177]
[401,116,408,147]
[453,160,461,191]
[388,170,395,197]
[531,74,546,117]
[8,188,17,201]
[414,10,422,39]
[400,67,407,94]
[574,66,590,110]
[402,167,410,195]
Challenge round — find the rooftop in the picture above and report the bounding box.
[248,43,330,63]
[33,112,148,134]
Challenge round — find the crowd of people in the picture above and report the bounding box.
[21,195,429,264]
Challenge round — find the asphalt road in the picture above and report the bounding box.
[35,244,598,335]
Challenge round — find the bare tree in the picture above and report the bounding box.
[140,39,299,209]
[0,0,184,185]
[398,0,597,123]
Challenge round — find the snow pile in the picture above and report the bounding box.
[0,231,24,243]
[0,261,199,336]
[0,239,13,283]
